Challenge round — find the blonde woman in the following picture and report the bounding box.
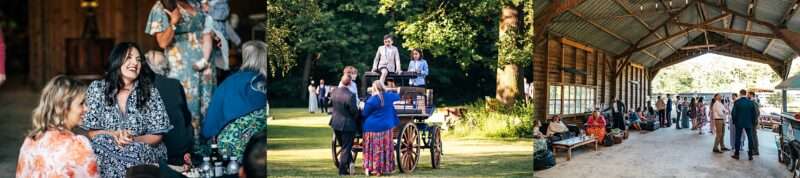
[16,75,99,177]
[362,81,400,176]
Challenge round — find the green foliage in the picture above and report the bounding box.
[267,0,324,76]
[451,98,534,138]
[652,54,781,93]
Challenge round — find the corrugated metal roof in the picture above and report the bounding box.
[538,0,798,68]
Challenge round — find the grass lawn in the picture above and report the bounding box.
[267,108,533,177]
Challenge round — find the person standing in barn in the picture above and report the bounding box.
[146,0,216,133]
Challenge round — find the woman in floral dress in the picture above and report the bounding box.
[145,0,215,128]
[81,43,172,177]
[17,76,98,177]
[361,81,400,176]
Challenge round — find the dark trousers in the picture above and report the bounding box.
[658,110,666,127]
[665,109,672,126]
[676,111,682,129]
[335,130,355,175]
[733,127,756,155]
[612,113,625,130]
[318,99,328,113]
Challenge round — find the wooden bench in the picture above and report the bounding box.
[552,136,598,161]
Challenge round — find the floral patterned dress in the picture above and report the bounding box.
[16,130,99,178]
[81,80,172,177]
[145,0,215,124]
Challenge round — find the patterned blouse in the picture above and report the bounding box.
[16,130,99,178]
[81,80,172,177]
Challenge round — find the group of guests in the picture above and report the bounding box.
[653,91,762,159]
[327,34,430,176]
[16,0,268,176]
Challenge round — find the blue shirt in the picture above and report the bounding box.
[202,71,267,139]
[408,59,429,86]
[362,92,401,132]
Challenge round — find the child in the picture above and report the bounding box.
[371,35,402,83]
[193,0,242,72]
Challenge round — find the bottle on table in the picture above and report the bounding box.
[214,162,225,177]
[226,156,240,175]
[200,156,212,178]
[211,144,222,164]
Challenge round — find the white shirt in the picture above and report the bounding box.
[710,102,728,119]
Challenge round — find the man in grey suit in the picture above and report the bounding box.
[328,75,360,175]
[731,89,759,160]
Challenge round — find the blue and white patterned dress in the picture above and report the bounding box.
[145,0,215,123]
[81,80,172,177]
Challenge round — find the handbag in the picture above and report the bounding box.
[603,135,614,146]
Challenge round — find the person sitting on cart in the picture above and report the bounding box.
[329,75,361,175]
[407,48,428,87]
[361,80,400,176]
[371,34,402,84]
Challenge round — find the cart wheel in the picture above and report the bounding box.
[397,123,421,173]
[332,133,359,168]
[430,126,442,169]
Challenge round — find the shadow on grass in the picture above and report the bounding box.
[268,152,532,177]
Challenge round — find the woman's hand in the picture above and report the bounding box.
[168,8,181,25]
[111,130,133,146]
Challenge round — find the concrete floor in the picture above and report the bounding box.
[535,126,791,178]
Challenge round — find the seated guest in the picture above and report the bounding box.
[146,50,195,174]
[547,115,570,139]
[202,41,268,159]
[407,48,429,87]
[16,76,99,177]
[371,34,402,83]
[241,132,267,177]
[628,107,642,130]
[586,110,607,142]
[82,42,172,177]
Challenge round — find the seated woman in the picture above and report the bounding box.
[81,42,172,177]
[628,107,642,130]
[586,110,607,142]
[16,76,99,177]
[202,41,268,159]
[362,81,401,176]
[547,115,570,140]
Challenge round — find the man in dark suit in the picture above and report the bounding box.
[146,51,195,176]
[318,79,329,114]
[329,75,360,175]
[666,94,673,127]
[606,98,627,130]
[731,89,758,160]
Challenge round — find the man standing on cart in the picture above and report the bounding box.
[329,75,361,175]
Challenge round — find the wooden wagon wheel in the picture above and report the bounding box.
[396,123,421,173]
[430,126,443,169]
[332,133,359,168]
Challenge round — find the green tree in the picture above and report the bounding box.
[379,0,534,105]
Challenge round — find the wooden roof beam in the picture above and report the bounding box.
[568,10,634,45]
[614,1,697,67]
[779,0,800,27]
[612,0,677,51]
[743,0,756,47]
[670,21,779,39]
[698,0,776,29]
[616,13,730,59]
[534,0,587,42]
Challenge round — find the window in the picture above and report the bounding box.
[548,84,596,115]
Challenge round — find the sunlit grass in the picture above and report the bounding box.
[267,108,533,177]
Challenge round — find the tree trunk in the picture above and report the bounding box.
[301,53,315,100]
[496,5,523,105]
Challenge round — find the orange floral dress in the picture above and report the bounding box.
[586,115,607,143]
[16,130,99,178]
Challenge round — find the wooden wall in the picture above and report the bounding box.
[27,0,265,87]
[533,35,650,123]
[28,0,159,87]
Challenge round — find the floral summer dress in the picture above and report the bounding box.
[16,130,99,178]
[145,0,216,124]
[81,80,173,177]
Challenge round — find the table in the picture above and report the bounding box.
[552,136,598,161]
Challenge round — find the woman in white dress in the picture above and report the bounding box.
[308,81,319,113]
